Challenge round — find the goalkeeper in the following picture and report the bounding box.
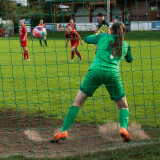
[50,23,133,143]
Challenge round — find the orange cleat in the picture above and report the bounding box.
[120,127,132,142]
[50,131,68,143]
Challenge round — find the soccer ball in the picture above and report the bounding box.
[32,26,46,39]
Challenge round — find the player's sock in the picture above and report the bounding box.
[61,106,79,132]
[44,40,48,46]
[119,108,130,129]
[25,50,29,59]
[75,51,82,58]
[40,40,42,46]
[23,52,27,59]
[71,51,75,60]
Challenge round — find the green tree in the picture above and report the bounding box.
[27,0,54,23]
[0,0,16,20]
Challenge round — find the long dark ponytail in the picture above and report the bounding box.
[110,23,126,58]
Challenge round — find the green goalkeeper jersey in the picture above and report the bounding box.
[84,33,133,72]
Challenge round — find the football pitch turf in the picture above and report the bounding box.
[0,31,160,159]
[0,31,160,129]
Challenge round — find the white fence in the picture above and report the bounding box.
[131,22,152,31]
[130,21,160,31]
[45,21,160,32]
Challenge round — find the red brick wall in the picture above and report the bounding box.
[128,0,150,21]
[149,5,160,21]
[127,0,160,21]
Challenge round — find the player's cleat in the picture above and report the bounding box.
[70,59,73,62]
[26,58,30,61]
[50,131,68,143]
[80,57,83,61]
[23,58,27,60]
[120,127,132,142]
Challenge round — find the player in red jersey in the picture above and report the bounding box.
[65,25,83,62]
[20,20,30,60]
[38,19,48,47]
[67,19,76,31]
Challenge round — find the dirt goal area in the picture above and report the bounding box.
[0,110,153,159]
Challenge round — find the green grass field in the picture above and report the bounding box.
[0,31,160,129]
[0,31,160,159]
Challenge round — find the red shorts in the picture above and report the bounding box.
[71,40,79,48]
[20,40,27,47]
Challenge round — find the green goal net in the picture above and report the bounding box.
[0,0,160,159]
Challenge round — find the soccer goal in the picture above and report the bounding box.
[0,0,160,159]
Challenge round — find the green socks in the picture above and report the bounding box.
[60,106,129,132]
[61,106,79,132]
[119,108,130,129]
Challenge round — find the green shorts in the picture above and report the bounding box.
[80,70,125,100]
